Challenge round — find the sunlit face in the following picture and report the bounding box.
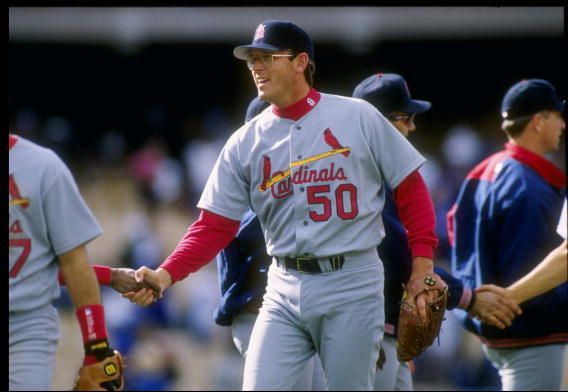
[539,110,565,153]
[387,111,416,138]
[246,49,296,105]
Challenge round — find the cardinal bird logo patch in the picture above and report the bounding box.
[9,174,30,209]
[323,128,350,157]
[254,24,266,41]
[258,128,351,194]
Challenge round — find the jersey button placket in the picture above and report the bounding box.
[290,121,310,253]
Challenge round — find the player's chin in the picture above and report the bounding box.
[257,88,270,101]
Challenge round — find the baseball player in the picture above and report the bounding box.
[126,20,441,390]
[210,75,523,391]
[9,134,124,390]
[213,96,325,390]
[447,79,566,390]
[353,72,522,389]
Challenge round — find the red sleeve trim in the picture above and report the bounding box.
[392,170,438,259]
[9,134,18,150]
[458,288,473,310]
[160,210,241,283]
[58,265,111,286]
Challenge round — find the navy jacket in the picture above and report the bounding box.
[448,142,567,348]
[213,209,271,326]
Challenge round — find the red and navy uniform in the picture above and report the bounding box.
[448,142,567,348]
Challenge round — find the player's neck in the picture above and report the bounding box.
[271,83,311,108]
[509,134,552,157]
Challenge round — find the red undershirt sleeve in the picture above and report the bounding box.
[159,209,241,283]
[392,170,438,259]
[58,265,111,286]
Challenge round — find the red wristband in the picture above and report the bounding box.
[76,304,108,342]
[93,265,112,286]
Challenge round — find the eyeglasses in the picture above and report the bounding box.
[245,53,295,70]
[387,113,416,125]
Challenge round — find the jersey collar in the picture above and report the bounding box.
[9,134,18,151]
[272,88,321,121]
[505,141,566,189]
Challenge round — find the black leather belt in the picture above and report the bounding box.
[278,255,345,274]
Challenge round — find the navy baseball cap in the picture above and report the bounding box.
[352,73,431,115]
[501,79,565,120]
[234,20,314,60]
[245,96,270,122]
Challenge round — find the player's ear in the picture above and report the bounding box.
[531,111,549,134]
[294,52,309,73]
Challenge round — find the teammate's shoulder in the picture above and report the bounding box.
[320,92,380,113]
[13,135,54,155]
[234,107,273,135]
[320,92,365,105]
[11,135,69,168]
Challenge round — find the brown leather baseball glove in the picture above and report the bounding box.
[73,350,125,391]
[396,273,448,362]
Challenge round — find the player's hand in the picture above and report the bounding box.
[110,267,147,294]
[122,287,157,307]
[470,285,522,329]
[408,257,438,323]
[136,266,172,298]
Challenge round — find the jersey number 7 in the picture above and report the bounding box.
[9,239,31,278]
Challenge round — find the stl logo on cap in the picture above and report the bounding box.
[254,24,266,41]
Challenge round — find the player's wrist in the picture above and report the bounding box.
[84,338,114,364]
[410,257,434,278]
[504,286,523,305]
[157,267,173,289]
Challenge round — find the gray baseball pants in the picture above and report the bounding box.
[374,334,413,390]
[232,309,326,390]
[9,303,61,391]
[242,248,384,391]
[482,343,566,390]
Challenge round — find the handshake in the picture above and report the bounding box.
[109,267,172,306]
[110,266,524,330]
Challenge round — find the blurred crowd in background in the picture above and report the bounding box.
[12,101,565,390]
[9,6,565,391]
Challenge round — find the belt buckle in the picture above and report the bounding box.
[331,255,341,270]
[296,257,312,273]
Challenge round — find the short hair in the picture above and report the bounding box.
[501,111,550,138]
[290,50,315,87]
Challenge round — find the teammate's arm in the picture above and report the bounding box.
[58,244,115,366]
[476,239,567,305]
[59,265,149,294]
[476,199,567,306]
[392,170,438,261]
[392,170,439,322]
[123,209,241,305]
[435,267,521,328]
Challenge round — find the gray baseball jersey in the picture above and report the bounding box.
[198,92,425,257]
[9,136,103,312]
